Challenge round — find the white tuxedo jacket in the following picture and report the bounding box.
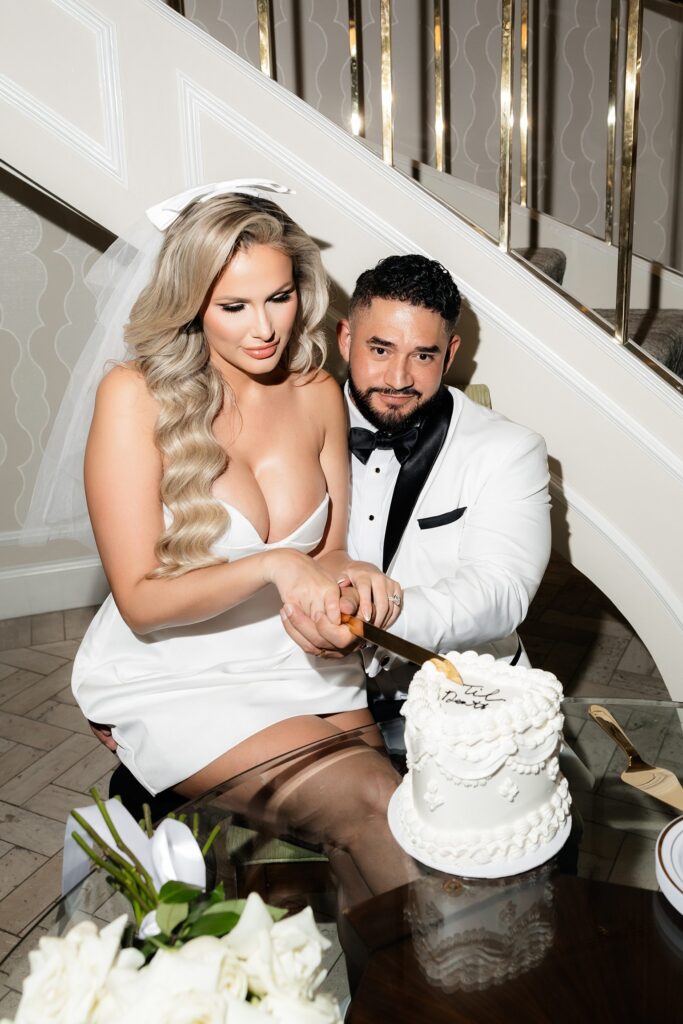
[347,386,551,694]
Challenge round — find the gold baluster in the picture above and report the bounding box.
[605,0,619,244]
[434,0,446,172]
[615,0,643,344]
[380,0,393,165]
[257,0,274,78]
[348,0,363,136]
[519,0,529,207]
[499,0,514,251]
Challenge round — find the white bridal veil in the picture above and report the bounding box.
[18,179,293,549]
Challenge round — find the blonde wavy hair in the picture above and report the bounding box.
[125,193,329,577]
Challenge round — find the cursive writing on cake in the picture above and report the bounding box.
[440,683,505,710]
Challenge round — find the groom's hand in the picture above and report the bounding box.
[281,596,364,658]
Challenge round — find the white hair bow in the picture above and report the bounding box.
[146,179,295,230]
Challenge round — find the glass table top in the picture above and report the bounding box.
[3,696,683,1020]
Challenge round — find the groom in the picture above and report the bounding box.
[283,254,552,744]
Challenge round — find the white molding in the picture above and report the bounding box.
[0,0,126,184]
[549,473,683,632]
[0,525,85,545]
[467,280,683,486]
[0,556,108,619]
[176,72,417,255]
[178,73,205,186]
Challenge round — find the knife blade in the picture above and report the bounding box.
[341,614,437,665]
[340,614,463,684]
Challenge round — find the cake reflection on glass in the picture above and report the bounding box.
[387,650,572,878]
[408,869,555,993]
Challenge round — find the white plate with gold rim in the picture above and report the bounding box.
[655,816,683,916]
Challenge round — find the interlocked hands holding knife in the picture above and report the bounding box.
[279,562,403,659]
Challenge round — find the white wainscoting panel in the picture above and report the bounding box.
[0,556,108,619]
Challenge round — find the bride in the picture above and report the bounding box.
[68,184,405,822]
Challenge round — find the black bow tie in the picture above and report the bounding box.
[349,424,421,465]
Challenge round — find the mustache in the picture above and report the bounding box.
[368,387,422,398]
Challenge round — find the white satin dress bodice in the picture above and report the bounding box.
[72,495,366,794]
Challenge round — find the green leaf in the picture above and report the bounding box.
[207,883,225,904]
[201,901,286,925]
[156,901,189,934]
[139,936,169,961]
[158,881,203,904]
[184,911,240,938]
[200,898,286,921]
[185,902,209,925]
[202,899,247,916]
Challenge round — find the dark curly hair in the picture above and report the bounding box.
[349,254,461,334]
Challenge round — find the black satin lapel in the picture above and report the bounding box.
[382,388,454,572]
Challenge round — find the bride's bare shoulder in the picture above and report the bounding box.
[100,360,146,389]
[295,367,343,398]
[299,364,344,403]
[95,362,158,423]
[294,368,345,434]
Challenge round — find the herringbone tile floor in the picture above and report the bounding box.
[0,552,671,1010]
[0,606,113,972]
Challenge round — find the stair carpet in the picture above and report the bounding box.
[510,247,683,376]
[594,308,683,377]
[513,246,567,286]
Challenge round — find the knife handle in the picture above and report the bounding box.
[589,705,642,763]
[340,614,366,640]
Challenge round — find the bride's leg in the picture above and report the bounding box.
[176,713,419,905]
[175,710,379,798]
[263,741,419,901]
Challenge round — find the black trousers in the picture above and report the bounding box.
[108,763,185,822]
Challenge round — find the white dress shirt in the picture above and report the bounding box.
[346,385,402,569]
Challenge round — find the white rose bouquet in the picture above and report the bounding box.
[1,790,342,1024]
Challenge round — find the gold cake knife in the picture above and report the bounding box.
[589,704,683,813]
[340,614,463,684]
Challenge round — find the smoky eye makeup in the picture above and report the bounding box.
[217,284,295,312]
[271,288,295,303]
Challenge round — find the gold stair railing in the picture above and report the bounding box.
[256,0,275,78]
[615,0,643,346]
[174,0,682,396]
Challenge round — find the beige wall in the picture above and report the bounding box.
[0,171,111,577]
[186,0,683,271]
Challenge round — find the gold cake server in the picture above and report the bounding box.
[340,614,463,684]
[589,704,683,813]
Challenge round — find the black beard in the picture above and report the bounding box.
[348,372,445,435]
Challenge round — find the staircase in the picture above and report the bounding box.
[1,0,682,696]
[512,248,566,286]
[594,310,683,379]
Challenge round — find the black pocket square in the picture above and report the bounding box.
[417,506,467,529]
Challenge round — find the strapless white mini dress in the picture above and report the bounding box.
[72,495,366,794]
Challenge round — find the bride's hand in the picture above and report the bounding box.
[343,561,403,629]
[262,549,344,624]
